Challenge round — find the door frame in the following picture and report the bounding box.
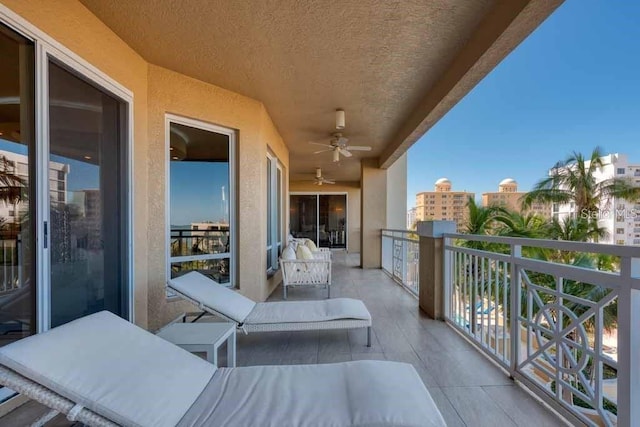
[0,5,135,331]
[289,192,349,249]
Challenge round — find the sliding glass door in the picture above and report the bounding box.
[0,21,131,340]
[290,194,347,249]
[0,23,36,346]
[48,61,128,327]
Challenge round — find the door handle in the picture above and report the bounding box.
[44,221,48,249]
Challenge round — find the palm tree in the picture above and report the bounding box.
[0,156,26,205]
[493,210,548,239]
[546,216,608,243]
[521,147,640,217]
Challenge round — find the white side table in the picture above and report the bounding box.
[157,322,236,367]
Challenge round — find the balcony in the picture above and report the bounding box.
[1,251,563,426]
[383,223,640,426]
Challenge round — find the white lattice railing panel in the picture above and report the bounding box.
[381,230,420,295]
[443,234,639,426]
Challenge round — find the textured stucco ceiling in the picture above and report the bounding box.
[79,0,560,181]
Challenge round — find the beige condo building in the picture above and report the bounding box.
[415,178,474,232]
[482,178,551,218]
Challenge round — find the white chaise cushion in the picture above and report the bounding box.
[245,298,371,324]
[0,311,216,427]
[169,271,256,323]
[177,361,446,427]
[281,245,296,260]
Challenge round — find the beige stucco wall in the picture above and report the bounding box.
[147,65,289,330]
[288,181,361,254]
[385,153,407,230]
[361,159,387,268]
[2,0,151,327]
[2,0,290,332]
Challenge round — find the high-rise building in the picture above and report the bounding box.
[482,178,551,218]
[415,178,474,232]
[554,153,640,246]
[406,207,416,230]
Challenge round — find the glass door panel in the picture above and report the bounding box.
[319,194,346,248]
[290,195,318,244]
[0,24,35,346]
[48,61,127,327]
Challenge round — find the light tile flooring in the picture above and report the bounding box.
[1,251,566,426]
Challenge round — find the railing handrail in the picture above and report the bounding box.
[381,228,416,233]
[444,232,640,258]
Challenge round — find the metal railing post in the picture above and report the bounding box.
[443,236,451,320]
[617,255,640,426]
[509,243,521,376]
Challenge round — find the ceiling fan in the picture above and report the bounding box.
[313,168,335,186]
[310,132,372,162]
[309,109,372,162]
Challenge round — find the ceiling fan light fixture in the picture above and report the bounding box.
[332,148,340,162]
[335,109,345,130]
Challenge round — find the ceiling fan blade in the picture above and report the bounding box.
[339,148,352,158]
[313,149,332,154]
[309,142,332,148]
[346,145,372,151]
[323,179,336,184]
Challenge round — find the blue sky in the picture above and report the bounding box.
[407,0,640,208]
[170,161,229,225]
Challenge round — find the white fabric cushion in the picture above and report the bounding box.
[0,311,215,427]
[245,298,371,324]
[177,360,446,427]
[296,244,314,260]
[168,272,256,323]
[281,245,296,260]
[305,239,318,252]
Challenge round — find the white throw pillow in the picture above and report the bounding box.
[306,239,318,252]
[296,244,314,260]
[282,245,296,260]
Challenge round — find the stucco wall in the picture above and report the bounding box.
[2,0,150,327]
[386,153,407,230]
[2,0,290,332]
[288,181,361,254]
[147,65,290,330]
[361,159,387,268]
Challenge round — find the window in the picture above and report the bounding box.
[266,154,283,272]
[617,168,625,175]
[167,117,235,287]
[617,240,625,245]
[616,228,625,234]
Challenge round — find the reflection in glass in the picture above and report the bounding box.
[319,195,346,248]
[290,195,318,244]
[169,123,231,283]
[49,61,127,327]
[0,24,35,347]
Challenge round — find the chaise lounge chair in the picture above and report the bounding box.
[0,311,446,427]
[168,271,372,346]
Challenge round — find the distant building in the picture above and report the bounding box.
[0,150,68,231]
[406,207,416,230]
[554,153,640,246]
[415,178,474,232]
[482,178,551,218]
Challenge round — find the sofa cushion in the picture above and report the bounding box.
[305,239,318,252]
[281,245,296,260]
[296,244,314,260]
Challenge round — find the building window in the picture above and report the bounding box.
[616,228,625,234]
[167,117,235,287]
[617,168,625,175]
[266,154,283,272]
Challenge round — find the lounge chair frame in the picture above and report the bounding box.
[0,366,116,427]
[168,285,372,347]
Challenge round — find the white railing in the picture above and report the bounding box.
[0,237,23,294]
[443,234,639,427]
[381,229,419,295]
